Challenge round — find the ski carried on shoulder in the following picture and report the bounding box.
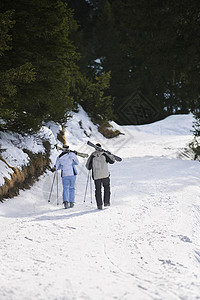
[71,151,88,158]
[55,144,88,158]
[87,141,122,162]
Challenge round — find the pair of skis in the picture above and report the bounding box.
[55,144,88,158]
[87,141,122,162]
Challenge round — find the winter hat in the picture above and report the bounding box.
[96,143,101,147]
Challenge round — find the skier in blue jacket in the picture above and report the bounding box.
[55,145,79,209]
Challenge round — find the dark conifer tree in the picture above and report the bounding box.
[65,0,115,122]
[0,9,35,129]
[0,0,80,133]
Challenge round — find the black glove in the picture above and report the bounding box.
[50,167,56,172]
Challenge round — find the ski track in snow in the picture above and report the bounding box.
[1,114,200,300]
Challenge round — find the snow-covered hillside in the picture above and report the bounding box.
[0,109,200,300]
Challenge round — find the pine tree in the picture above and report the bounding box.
[0,9,36,129]
[73,71,113,121]
[64,0,115,122]
[0,0,80,133]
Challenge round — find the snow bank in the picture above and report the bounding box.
[123,113,194,136]
[0,127,54,186]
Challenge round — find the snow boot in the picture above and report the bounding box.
[70,202,74,208]
[64,201,69,209]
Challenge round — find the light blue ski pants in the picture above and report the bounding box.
[62,175,76,203]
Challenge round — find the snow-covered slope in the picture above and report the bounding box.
[0,110,200,300]
[0,106,103,187]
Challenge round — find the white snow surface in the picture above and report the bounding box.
[1,109,200,300]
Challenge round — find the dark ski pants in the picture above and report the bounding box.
[94,177,110,207]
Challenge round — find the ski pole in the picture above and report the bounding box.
[56,170,59,205]
[48,171,57,202]
[89,171,93,203]
[83,170,90,202]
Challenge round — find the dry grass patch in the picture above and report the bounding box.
[97,120,122,139]
[57,126,67,145]
[0,142,51,202]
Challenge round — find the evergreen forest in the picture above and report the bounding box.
[1,0,200,133]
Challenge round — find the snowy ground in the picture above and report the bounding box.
[1,111,200,300]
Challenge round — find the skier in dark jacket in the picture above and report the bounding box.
[86,143,115,209]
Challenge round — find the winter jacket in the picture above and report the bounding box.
[56,151,79,177]
[86,150,115,180]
